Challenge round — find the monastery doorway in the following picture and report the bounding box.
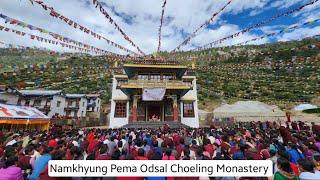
[147,103,163,122]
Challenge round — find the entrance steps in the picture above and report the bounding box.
[122,121,190,129]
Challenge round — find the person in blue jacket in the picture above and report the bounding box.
[29,145,52,180]
[286,143,304,164]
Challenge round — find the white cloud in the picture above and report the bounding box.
[181,24,269,50]
[277,26,320,41]
[270,0,307,9]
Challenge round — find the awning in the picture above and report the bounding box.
[0,103,49,119]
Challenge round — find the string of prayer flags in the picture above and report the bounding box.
[193,0,319,51]
[0,13,123,57]
[92,0,145,55]
[172,0,233,52]
[29,0,139,56]
[157,0,167,52]
[235,18,320,46]
[0,25,110,55]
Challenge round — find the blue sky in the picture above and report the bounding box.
[0,0,319,55]
[222,1,306,32]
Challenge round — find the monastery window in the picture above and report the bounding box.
[115,101,127,118]
[183,81,193,85]
[183,102,194,117]
[163,74,174,81]
[17,99,21,105]
[46,100,51,107]
[150,74,161,81]
[25,100,30,106]
[138,74,148,80]
[57,101,61,107]
[117,80,127,86]
[66,111,71,117]
[34,99,42,106]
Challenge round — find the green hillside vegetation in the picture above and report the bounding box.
[161,37,320,109]
[0,55,113,103]
[0,36,319,109]
[0,48,57,73]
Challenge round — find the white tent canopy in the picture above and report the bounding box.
[198,109,212,121]
[0,103,49,119]
[213,101,286,121]
[294,104,318,111]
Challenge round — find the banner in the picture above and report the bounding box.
[48,160,273,177]
[142,88,166,101]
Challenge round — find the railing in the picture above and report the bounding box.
[38,105,51,110]
[130,59,180,65]
[64,106,79,110]
[118,80,193,89]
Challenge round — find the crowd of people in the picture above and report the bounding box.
[0,120,320,180]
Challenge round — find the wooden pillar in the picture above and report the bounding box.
[132,95,138,122]
[173,96,179,122]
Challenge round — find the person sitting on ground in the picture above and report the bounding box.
[96,144,111,160]
[39,150,66,180]
[162,149,175,160]
[135,148,148,160]
[18,144,34,178]
[151,114,159,122]
[29,145,52,180]
[298,159,320,180]
[274,157,298,180]
[0,155,23,180]
[287,142,305,164]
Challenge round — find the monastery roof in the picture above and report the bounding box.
[86,94,100,98]
[18,90,62,96]
[122,60,189,78]
[123,63,187,69]
[65,94,86,98]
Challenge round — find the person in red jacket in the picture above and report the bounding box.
[48,137,57,148]
[220,135,231,153]
[18,144,34,178]
[87,135,99,154]
[175,138,185,159]
[87,129,95,143]
[203,139,214,158]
